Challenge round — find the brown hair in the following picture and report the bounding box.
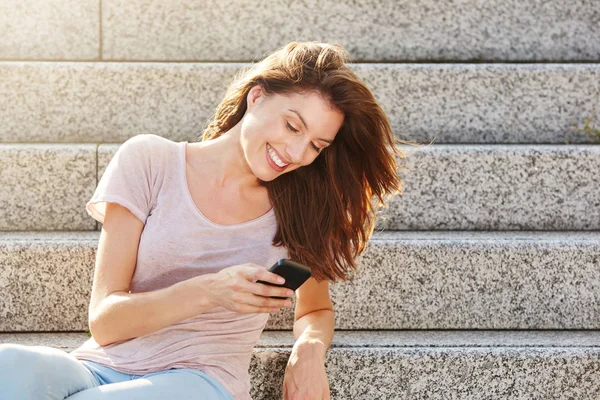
[201,41,419,283]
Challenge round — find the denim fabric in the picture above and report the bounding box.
[0,344,235,400]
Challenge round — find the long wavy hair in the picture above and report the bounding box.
[201,41,419,283]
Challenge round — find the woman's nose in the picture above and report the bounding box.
[285,139,309,164]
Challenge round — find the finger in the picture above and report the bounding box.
[245,293,291,309]
[249,267,285,285]
[283,381,292,400]
[257,306,283,314]
[251,281,295,299]
[235,302,281,314]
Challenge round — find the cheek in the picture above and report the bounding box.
[296,158,312,169]
[305,152,319,164]
[240,120,264,153]
[250,121,276,146]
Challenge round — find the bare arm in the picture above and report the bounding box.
[87,202,289,346]
[90,274,216,346]
[88,202,218,346]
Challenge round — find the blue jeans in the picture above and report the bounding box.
[0,343,235,400]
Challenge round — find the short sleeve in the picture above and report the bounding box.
[87,134,157,225]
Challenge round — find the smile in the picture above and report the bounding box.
[266,143,289,169]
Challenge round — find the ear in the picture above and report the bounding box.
[247,84,263,109]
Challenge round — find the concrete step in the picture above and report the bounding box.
[1,63,599,144]
[1,330,599,399]
[1,142,598,231]
[1,231,598,331]
[384,144,600,230]
[1,0,598,62]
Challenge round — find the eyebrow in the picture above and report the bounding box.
[287,108,333,144]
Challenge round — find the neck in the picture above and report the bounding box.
[194,129,261,191]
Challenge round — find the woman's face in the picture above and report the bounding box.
[240,84,344,181]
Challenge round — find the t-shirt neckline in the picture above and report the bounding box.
[180,141,275,228]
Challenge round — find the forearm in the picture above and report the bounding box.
[292,309,335,361]
[89,274,217,346]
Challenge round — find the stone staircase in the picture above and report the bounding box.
[1,1,600,399]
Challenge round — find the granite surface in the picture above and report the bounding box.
[1,63,599,144]
[2,0,599,62]
[0,144,98,231]
[101,0,600,62]
[1,231,599,331]
[2,331,599,399]
[250,347,600,399]
[379,144,600,230]
[0,0,98,60]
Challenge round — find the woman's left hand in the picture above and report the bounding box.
[282,343,330,400]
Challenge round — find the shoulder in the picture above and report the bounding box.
[116,134,176,168]
[121,133,173,154]
[112,135,176,186]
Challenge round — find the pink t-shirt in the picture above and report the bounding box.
[69,133,288,400]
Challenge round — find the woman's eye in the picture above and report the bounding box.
[286,122,299,133]
[287,122,321,153]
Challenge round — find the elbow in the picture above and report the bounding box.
[88,316,112,347]
[88,318,103,346]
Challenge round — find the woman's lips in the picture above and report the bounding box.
[266,144,288,172]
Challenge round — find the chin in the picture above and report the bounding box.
[254,167,280,184]
[261,170,286,182]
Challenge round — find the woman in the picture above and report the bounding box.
[0,41,412,400]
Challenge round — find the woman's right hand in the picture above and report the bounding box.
[208,263,296,314]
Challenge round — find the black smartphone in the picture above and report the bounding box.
[255,259,312,299]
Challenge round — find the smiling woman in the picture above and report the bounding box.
[201,41,416,283]
[0,40,420,400]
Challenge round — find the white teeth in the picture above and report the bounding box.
[267,144,288,167]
